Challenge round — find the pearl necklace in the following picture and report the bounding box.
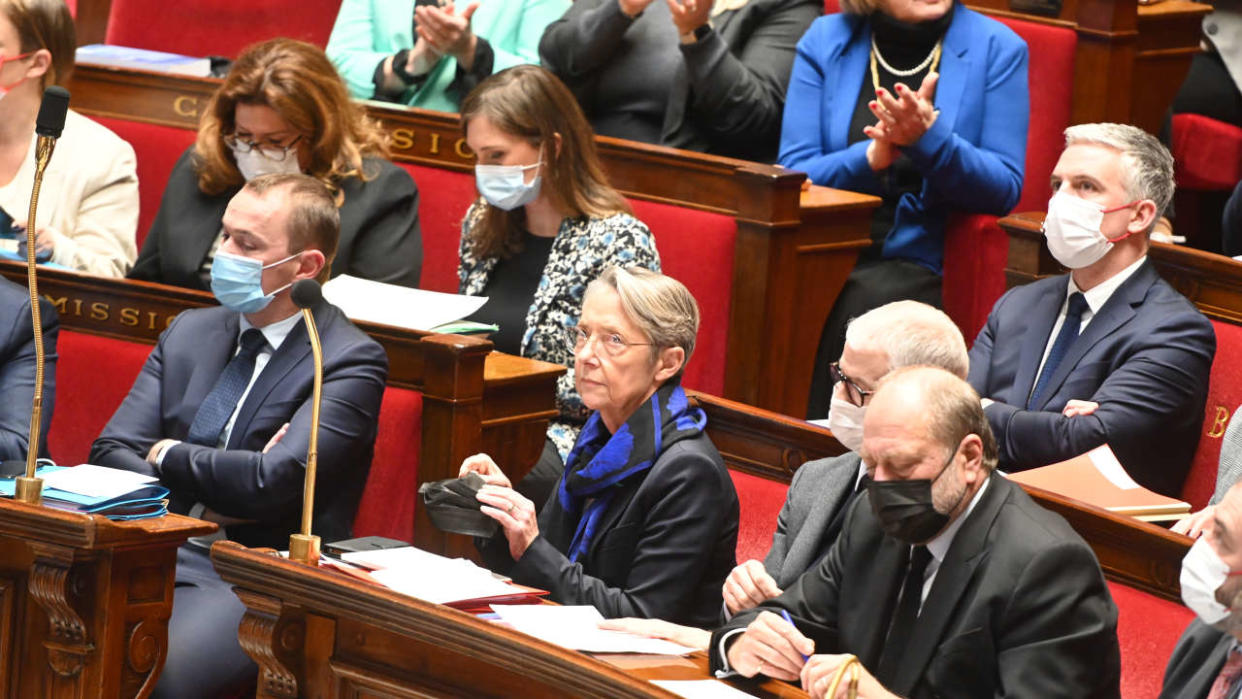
[870,36,942,77]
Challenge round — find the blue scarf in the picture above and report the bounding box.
[558,381,707,562]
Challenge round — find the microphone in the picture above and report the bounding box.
[289,279,325,564]
[15,87,70,506]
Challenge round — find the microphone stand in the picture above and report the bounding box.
[289,283,324,565]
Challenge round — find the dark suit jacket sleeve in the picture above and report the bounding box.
[538,0,629,88]
[89,319,175,477]
[678,1,820,143]
[154,338,387,522]
[1160,619,1229,698]
[343,162,422,289]
[0,297,57,461]
[510,445,735,621]
[129,148,195,283]
[979,307,1215,473]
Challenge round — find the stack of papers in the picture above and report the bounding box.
[76,44,212,76]
[322,275,489,333]
[341,546,542,607]
[1,465,169,520]
[489,605,697,655]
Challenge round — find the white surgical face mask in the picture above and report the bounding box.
[1042,191,1137,269]
[231,144,303,182]
[1181,537,1240,625]
[827,396,866,453]
[475,162,542,211]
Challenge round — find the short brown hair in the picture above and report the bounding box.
[880,366,999,472]
[194,38,388,201]
[586,267,700,377]
[1,0,74,88]
[459,65,631,260]
[245,173,339,283]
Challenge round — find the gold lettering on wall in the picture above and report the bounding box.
[454,138,471,159]
[428,132,441,155]
[1208,406,1231,438]
[173,96,199,118]
[48,296,67,314]
[89,302,109,321]
[391,128,415,151]
[39,294,179,331]
[119,307,140,327]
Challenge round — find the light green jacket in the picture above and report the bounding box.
[327,0,570,113]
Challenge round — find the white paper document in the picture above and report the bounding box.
[650,680,757,698]
[490,605,697,655]
[322,275,487,332]
[1086,445,1140,490]
[342,546,516,605]
[40,465,158,499]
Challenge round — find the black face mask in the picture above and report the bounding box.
[868,447,963,544]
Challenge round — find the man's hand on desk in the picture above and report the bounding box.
[724,559,783,616]
[476,484,539,560]
[1062,400,1099,418]
[802,653,897,699]
[597,617,711,651]
[725,611,813,681]
[1172,504,1214,538]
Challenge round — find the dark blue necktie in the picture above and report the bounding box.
[1028,292,1089,409]
[186,328,267,446]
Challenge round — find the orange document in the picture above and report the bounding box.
[1007,445,1190,519]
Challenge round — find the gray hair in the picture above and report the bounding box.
[878,366,999,472]
[843,301,969,379]
[586,267,700,376]
[1064,123,1176,227]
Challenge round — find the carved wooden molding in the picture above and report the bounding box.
[234,587,299,699]
[27,543,94,680]
[124,618,164,697]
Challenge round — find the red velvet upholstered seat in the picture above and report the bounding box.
[1183,320,1242,508]
[85,116,197,249]
[48,329,151,465]
[729,469,789,564]
[397,163,478,294]
[353,386,423,541]
[1170,114,1242,191]
[1109,580,1193,698]
[104,0,340,58]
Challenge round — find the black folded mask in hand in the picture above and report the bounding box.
[418,471,499,538]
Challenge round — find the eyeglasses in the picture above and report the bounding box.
[223,133,303,162]
[565,325,652,357]
[829,362,874,407]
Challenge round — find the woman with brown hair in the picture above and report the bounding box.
[0,0,138,277]
[458,64,659,506]
[130,38,422,289]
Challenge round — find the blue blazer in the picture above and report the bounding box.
[968,261,1215,496]
[0,277,57,462]
[778,6,1028,273]
[90,302,388,549]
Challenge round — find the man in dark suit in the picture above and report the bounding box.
[711,367,1120,698]
[0,277,57,462]
[969,123,1214,496]
[91,173,388,699]
[725,301,968,617]
[1162,482,1242,698]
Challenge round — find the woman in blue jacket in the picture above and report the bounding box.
[782,0,1028,417]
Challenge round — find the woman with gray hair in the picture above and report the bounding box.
[460,267,740,626]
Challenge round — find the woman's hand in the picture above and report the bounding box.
[13,219,57,256]
[597,618,711,651]
[801,654,897,699]
[668,0,712,40]
[862,122,897,172]
[618,0,658,18]
[415,2,481,70]
[869,72,940,147]
[459,453,512,489]
[476,484,540,559]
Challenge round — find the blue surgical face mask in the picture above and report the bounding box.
[475,161,542,211]
[210,250,299,313]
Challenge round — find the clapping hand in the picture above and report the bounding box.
[618,0,659,18]
[668,0,713,39]
[868,71,939,147]
[415,2,481,69]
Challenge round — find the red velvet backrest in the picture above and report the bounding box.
[1183,320,1242,508]
[1108,580,1193,699]
[729,468,789,564]
[49,329,152,465]
[1170,114,1242,192]
[353,386,423,542]
[65,0,76,15]
[85,116,198,250]
[823,0,840,12]
[104,0,340,58]
[398,163,477,294]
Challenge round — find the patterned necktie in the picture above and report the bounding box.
[1028,292,1089,409]
[1209,647,1242,699]
[186,328,267,447]
[875,545,933,685]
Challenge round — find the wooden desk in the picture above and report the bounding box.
[210,541,806,698]
[0,499,215,697]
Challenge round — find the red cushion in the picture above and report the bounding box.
[104,0,339,58]
[84,116,197,250]
[1170,114,1242,191]
[49,330,151,465]
[1183,320,1242,508]
[1108,580,1192,699]
[728,469,789,564]
[630,199,734,397]
[353,386,423,542]
[398,163,477,294]
[65,0,76,15]
[823,0,840,12]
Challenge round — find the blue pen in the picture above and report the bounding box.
[779,609,810,662]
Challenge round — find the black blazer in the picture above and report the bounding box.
[90,302,388,549]
[129,148,423,290]
[968,260,1215,496]
[539,0,820,163]
[713,475,1122,698]
[1161,619,1234,699]
[494,433,739,627]
[0,277,57,461]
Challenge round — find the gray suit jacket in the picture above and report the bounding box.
[763,452,861,589]
[1161,619,1236,698]
[1213,409,1242,505]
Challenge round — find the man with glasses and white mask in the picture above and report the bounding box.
[91,173,388,698]
[968,123,1214,496]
